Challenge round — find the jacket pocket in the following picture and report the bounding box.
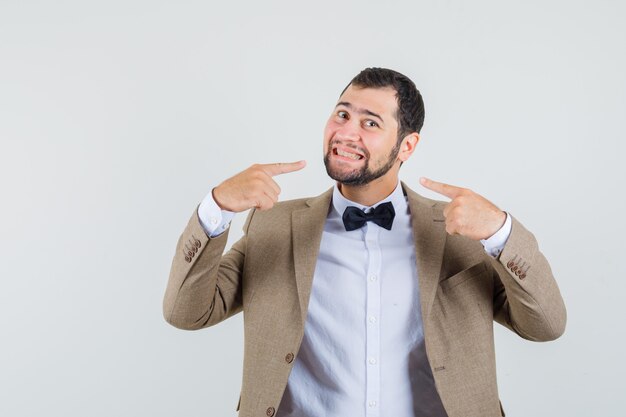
[439,262,488,291]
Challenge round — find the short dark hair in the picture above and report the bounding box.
[341,67,425,140]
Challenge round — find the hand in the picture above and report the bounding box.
[212,161,306,212]
[419,177,506,240]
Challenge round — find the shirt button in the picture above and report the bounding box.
[369,275,377,282]
[368,357,377,365]
[210,217,218,225]
[369,401,377,407]
[368,316,377,324]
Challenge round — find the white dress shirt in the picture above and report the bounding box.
[198,182,511,417]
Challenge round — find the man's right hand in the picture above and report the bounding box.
[212,161,306,212]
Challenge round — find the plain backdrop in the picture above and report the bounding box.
[1,0,625,416]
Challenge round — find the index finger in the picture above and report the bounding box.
[261,160,307,176]
[419,177,465,199]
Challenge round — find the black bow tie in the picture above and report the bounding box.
[342,202,395,231]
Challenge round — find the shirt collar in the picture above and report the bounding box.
[331,180,406,219]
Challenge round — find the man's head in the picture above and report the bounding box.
[323,67,425,187]
[342,68,425,140]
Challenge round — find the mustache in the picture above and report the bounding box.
[329,139,369,158]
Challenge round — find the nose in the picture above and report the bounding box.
[334,121,360,142]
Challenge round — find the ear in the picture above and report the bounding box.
[398,132,420,162]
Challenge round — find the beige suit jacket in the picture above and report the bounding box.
[163,182,566,417]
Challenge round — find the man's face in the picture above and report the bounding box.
[323,85,402,186]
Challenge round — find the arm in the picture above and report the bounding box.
[489,216,566,341]
[162,207,254,330]
[420,177,567,341]
[162,160,305,330]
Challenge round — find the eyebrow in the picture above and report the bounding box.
[335,101,385,125]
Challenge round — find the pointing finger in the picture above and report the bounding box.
[258,171,282,196]
[262,160,307,177]
[420,177,465,199]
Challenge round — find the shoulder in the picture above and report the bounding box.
[401,181,447,214]
[245,187,333,231]
[402,180,486,256]
[253,196,311,219]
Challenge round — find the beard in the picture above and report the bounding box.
[323,140,401,186]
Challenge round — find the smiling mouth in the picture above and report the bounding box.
[333,147,364,161]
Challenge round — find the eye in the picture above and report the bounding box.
[337,110,349,119]
[364,120,379,128]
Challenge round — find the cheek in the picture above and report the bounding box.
[364,136,395,161]
[323,122,335,152]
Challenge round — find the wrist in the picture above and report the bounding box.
[484,210,507,240]
[212,186,228,211]
[495,210,506,230]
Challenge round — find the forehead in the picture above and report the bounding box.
[337,85,398,120]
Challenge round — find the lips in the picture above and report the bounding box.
[332,145,365,161]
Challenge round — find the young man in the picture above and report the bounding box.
[163,68,566,417]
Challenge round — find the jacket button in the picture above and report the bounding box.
[511,265,518,272]
[187,251,193,257]
[519,273,527,279]
[285,352,294,363]
[185,256,191,263]
[194,239,201,248]
[507,261,514,268]
[266,407,275,416]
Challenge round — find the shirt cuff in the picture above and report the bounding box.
[480,212,512,258]
[197,189,235,238]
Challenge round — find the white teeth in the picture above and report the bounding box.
[337,149,361,160]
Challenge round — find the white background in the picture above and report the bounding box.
[1,1,624,416]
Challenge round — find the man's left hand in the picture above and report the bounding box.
[420,177,506,241]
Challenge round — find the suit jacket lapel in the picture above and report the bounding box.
[402,182,447,322]
[291,183,445,325]
[292,188,333,325]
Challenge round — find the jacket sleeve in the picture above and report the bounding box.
[489,215,567,341]
[162,206,255,330]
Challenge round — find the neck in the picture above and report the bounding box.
[338,175,399,206]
